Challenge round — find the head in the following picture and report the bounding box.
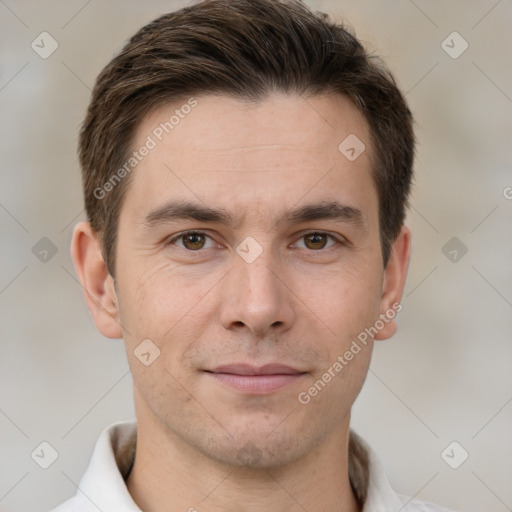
[72,0,413,470]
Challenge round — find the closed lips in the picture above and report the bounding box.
[204,364,307,394]
[206,364,306,375]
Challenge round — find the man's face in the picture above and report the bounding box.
[112,93,394,467]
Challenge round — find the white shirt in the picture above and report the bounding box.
[51,421,455,512]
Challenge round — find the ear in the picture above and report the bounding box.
[71,221,123,339]
[374,225,411,340]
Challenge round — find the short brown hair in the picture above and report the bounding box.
[79,0,415,276]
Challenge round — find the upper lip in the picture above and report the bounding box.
[206,364,305,375]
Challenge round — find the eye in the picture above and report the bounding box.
[168,231,216,251]
[167,230,342,252]
[294,232,340,250]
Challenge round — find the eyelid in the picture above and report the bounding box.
[291,231,344,249]
[166,230,218,249]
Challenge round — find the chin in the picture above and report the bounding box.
[195,419,321,470]
[215,438,306,469]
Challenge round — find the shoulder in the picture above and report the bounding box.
[48,421,138,512]
[350,430,459,512]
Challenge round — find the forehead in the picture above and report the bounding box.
[123,93,376,222]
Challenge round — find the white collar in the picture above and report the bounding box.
[52,420,453,512]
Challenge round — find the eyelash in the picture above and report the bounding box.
[166,230,344,252]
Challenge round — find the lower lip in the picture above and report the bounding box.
[207,372,305,394]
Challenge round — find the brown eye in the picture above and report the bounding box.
[181,232,206,250]
[167,231,218,253]
[303,233,329,250]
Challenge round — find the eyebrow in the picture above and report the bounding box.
[143,199,364,230]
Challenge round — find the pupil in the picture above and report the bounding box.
[307,234,326,249]
[185,234,203,249]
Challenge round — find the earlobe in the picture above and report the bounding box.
[71,222,123,339]
[374,225,411,341]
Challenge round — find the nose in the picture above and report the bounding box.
[219,248,296,340]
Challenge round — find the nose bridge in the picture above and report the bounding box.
[236,244,282,310]
[241,250,279,299]
[220,241,295,335]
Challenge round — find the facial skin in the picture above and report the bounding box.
[72,93,410,512]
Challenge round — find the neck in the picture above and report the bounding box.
[126,409,360,512]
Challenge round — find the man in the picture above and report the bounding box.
[53,0,455,510]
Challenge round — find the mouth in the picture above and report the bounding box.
[204,364,307,394]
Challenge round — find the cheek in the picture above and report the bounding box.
[117,260,221,380]
[116,265,209,416]
[119,258,201,334]
[289,260,382,412]
[293,263,380,414]
[294,259,383,338]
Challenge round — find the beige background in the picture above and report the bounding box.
[1,1,511,511]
